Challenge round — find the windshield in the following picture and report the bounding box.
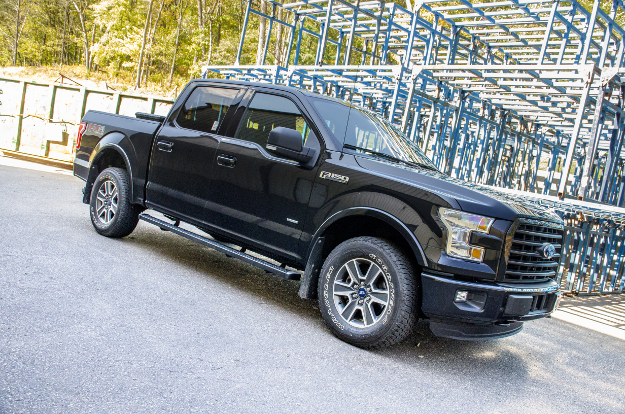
[311,97,438,171]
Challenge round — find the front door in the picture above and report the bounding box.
[147,85,242,222]
[205,91,321,260]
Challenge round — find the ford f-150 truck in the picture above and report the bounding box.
[73,79,563,348]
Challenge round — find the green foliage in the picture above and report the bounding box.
[0,0,622,89]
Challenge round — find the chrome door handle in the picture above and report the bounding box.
[157,141,174,152]
[217,154,236,168]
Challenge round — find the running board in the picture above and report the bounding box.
[139,213,301,281]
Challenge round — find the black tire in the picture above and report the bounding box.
[89,167,141,238]
[317,236,419,349]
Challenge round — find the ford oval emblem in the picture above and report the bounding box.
[538,243,556,260]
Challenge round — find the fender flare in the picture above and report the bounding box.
[313,207,427,265]
[298,207,427,299]
[84,132,134,203]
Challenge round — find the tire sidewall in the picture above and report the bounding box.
[89,169,126,236]
[318,239,407,345]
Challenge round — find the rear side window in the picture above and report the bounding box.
[235,93,311,157]
[177,86,239,133]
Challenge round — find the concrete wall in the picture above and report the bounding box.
[0,77,174,163]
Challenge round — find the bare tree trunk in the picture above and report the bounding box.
[89,20,96,70]
[143,0,164,87]
[72,1,91,70]
[203,0,219,67]
[11,0,27,65]
[255,0,266,65]
[169,0,187,86]
[59,1,69,65]
[206,19,213,66]
[136,0,155,88]
[197,0,205,58]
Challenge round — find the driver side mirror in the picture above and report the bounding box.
[267,127,317,164]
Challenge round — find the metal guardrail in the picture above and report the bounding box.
[0,76,174,163]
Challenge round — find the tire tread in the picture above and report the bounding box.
[318,236,419,349]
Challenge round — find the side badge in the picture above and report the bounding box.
[320,171,349,184]
[87,123,105,138]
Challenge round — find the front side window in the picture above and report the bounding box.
[236,93,311,157]
[177,86,239,133]
[311,96,437,171]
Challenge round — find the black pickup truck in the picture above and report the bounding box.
[73,79,563,348]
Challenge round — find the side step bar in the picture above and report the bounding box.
[139,213,301,281]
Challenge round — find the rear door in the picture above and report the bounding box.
[204,90,322,260]
[146,85,242,222]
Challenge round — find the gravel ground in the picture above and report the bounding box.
[1,158,624,414]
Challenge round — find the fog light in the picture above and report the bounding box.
[455,290,469,303]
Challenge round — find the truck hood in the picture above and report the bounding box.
[355,156,563,223]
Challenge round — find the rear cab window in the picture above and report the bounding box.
[176,86,240,134]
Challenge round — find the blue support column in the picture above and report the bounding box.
[530,131,545,192]
[235,0,253,65]
[284,14,300,67]
[380,4,396,64]
[261,3,277,65]
[294,18,304,65]
[343,0,360,65]
[370,1,385,65]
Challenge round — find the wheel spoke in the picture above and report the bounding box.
[364,263,382,285]
[105,208,112,223]
[97,204,106,219]
[369,290,389,306]
[333,281,354,296]
[345,260,363,284]
[96,194,106,203]
[111,187,118,201]
[363,303,376,326]
[340,299,359,322]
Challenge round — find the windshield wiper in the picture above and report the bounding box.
[343,144,437,171]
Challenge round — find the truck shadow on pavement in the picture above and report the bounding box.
[123,224,625,390]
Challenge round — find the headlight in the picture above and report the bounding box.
[438,207,494,262]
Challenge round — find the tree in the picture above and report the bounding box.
[0,0,29,65]
[135,0,154,88]
[72,0,93,69]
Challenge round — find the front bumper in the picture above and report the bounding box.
[421,272,561,340]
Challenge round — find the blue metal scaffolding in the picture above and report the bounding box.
[204,0,625,294]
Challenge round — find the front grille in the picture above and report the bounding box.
[504,219,563,282]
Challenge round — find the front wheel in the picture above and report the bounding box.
[89,167,141,238]
[318,237,419,349]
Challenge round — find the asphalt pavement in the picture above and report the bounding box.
[1,157,625,414]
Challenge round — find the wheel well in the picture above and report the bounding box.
[83,149,128,203]
[299,214,423,299]
[320,215,416,263]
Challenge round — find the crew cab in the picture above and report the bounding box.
[73,79,563,348]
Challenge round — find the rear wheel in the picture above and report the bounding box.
[318,236,419,349]
[90,167,141,238]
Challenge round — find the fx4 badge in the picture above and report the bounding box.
[320,171,349,184]
[87,123,105,138]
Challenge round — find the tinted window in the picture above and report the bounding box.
[177,87,239,133]
[312,96,437,170]
[236,93,311,157]
[311,98,349,142]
